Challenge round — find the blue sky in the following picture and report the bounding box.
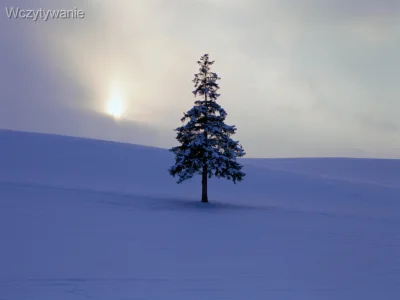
[1,0,399,157]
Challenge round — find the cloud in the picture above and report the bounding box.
[1,0,399,158]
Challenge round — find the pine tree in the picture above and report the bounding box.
[169,54,246,203]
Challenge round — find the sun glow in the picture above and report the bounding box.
[106,86,125,119]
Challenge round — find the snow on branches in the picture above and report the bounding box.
[169,54,246,189]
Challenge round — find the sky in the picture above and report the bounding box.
[1,0,399,158]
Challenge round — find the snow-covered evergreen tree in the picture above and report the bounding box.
[169,54,245,203]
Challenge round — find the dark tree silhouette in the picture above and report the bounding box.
[169,54,246,203]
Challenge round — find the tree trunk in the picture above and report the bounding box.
[202,85,209,203]
[201,165,208,203]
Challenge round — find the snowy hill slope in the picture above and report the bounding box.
[244,157,400,189]
[1,130,400,300]
[1,129,399,216]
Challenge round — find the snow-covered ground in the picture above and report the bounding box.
[1,129,399,300]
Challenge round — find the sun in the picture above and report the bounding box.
[106,95,124,119]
